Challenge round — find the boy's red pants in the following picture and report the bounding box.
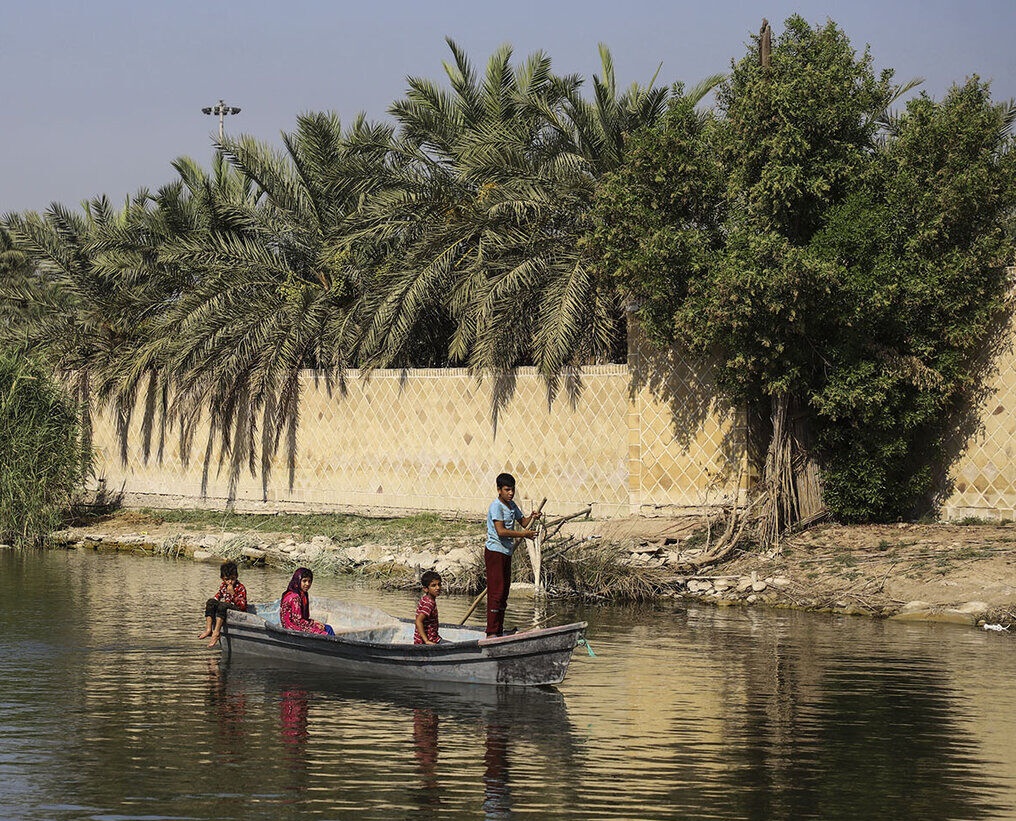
[484,549,511,636]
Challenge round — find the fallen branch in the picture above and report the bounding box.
[541,507,592,541]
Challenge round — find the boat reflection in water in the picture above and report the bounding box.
[206,657,581,817]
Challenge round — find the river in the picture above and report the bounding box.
[2,547,1016,820]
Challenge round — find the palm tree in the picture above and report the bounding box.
[0,195,169,457]
[352,40,718,399]
[147,113,394,498]
[85,152,263,466]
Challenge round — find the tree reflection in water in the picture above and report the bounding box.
[663,609,1007,821]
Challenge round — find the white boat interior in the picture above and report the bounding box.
[249,595,483,644]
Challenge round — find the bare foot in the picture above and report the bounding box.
[198,630,212,639]
[207,633,221,648]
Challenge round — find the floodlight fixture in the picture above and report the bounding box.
[202,99,242,141]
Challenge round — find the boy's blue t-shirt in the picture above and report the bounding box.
[486,498,524,555]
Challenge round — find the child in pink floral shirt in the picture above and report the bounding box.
[280,567,333,635]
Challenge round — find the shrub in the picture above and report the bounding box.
[0,355,91,546]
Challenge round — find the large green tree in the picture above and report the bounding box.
[588,15,1016,529]
[0,195,171,455]
[150,114,393,496]
[812,78,1016,520]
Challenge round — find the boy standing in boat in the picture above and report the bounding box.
[485,473,540,637]
[414,570,443,645]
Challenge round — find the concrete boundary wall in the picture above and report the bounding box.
[88,321,1016,523]
[940,307,1016,521]
[91,359,748,520]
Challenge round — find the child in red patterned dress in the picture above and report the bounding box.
[414,571,443,645]
[280,567,334,635]
[200,561,248,648]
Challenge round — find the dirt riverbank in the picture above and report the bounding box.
[51,511,1016,630]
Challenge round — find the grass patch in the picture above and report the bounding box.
[952,545,998,560]
[953,516,1006,526]
[125,508,478,542]
[825,549,858,569]
[154,534,187,558]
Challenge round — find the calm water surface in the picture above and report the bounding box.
[2,548,1016,820]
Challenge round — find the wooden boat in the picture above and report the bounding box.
[221,596,588,687]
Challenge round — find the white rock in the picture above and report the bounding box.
[751,580,768,593]
[444,547,477,565]
[954,601,990,615]
[301,544,323,561]
[346,543,390,563]
[412,551,437,569]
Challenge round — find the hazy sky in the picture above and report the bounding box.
[3,0,1014,214]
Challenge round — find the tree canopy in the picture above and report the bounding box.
[588,15,1016,523]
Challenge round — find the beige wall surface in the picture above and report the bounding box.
[91,359,747,520]
[940,322,1016,521]
[89,315,1016,523]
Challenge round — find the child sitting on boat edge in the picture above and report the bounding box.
[199,561,248,648]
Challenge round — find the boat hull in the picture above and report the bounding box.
[221,604,586,687]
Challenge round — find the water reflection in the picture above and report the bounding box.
[4,549,1016,820]
[482,716,512,818]
[205,658,248,756]
[209,660,580,817]
[584,606,1011,821]
[412,707,441,808]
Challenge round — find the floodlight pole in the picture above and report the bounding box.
[201,99,242,141]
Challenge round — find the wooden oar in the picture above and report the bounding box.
[459,497,546,625]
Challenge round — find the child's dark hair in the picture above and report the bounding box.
[220,561,239,579]
[421,570,441,587]
[495,472,515,489]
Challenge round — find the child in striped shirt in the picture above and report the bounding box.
[414,571,443,645]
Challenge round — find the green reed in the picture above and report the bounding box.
[0,355,90,547]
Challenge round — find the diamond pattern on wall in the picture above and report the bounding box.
[92,359,748,519]
[942,318,1016,520]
